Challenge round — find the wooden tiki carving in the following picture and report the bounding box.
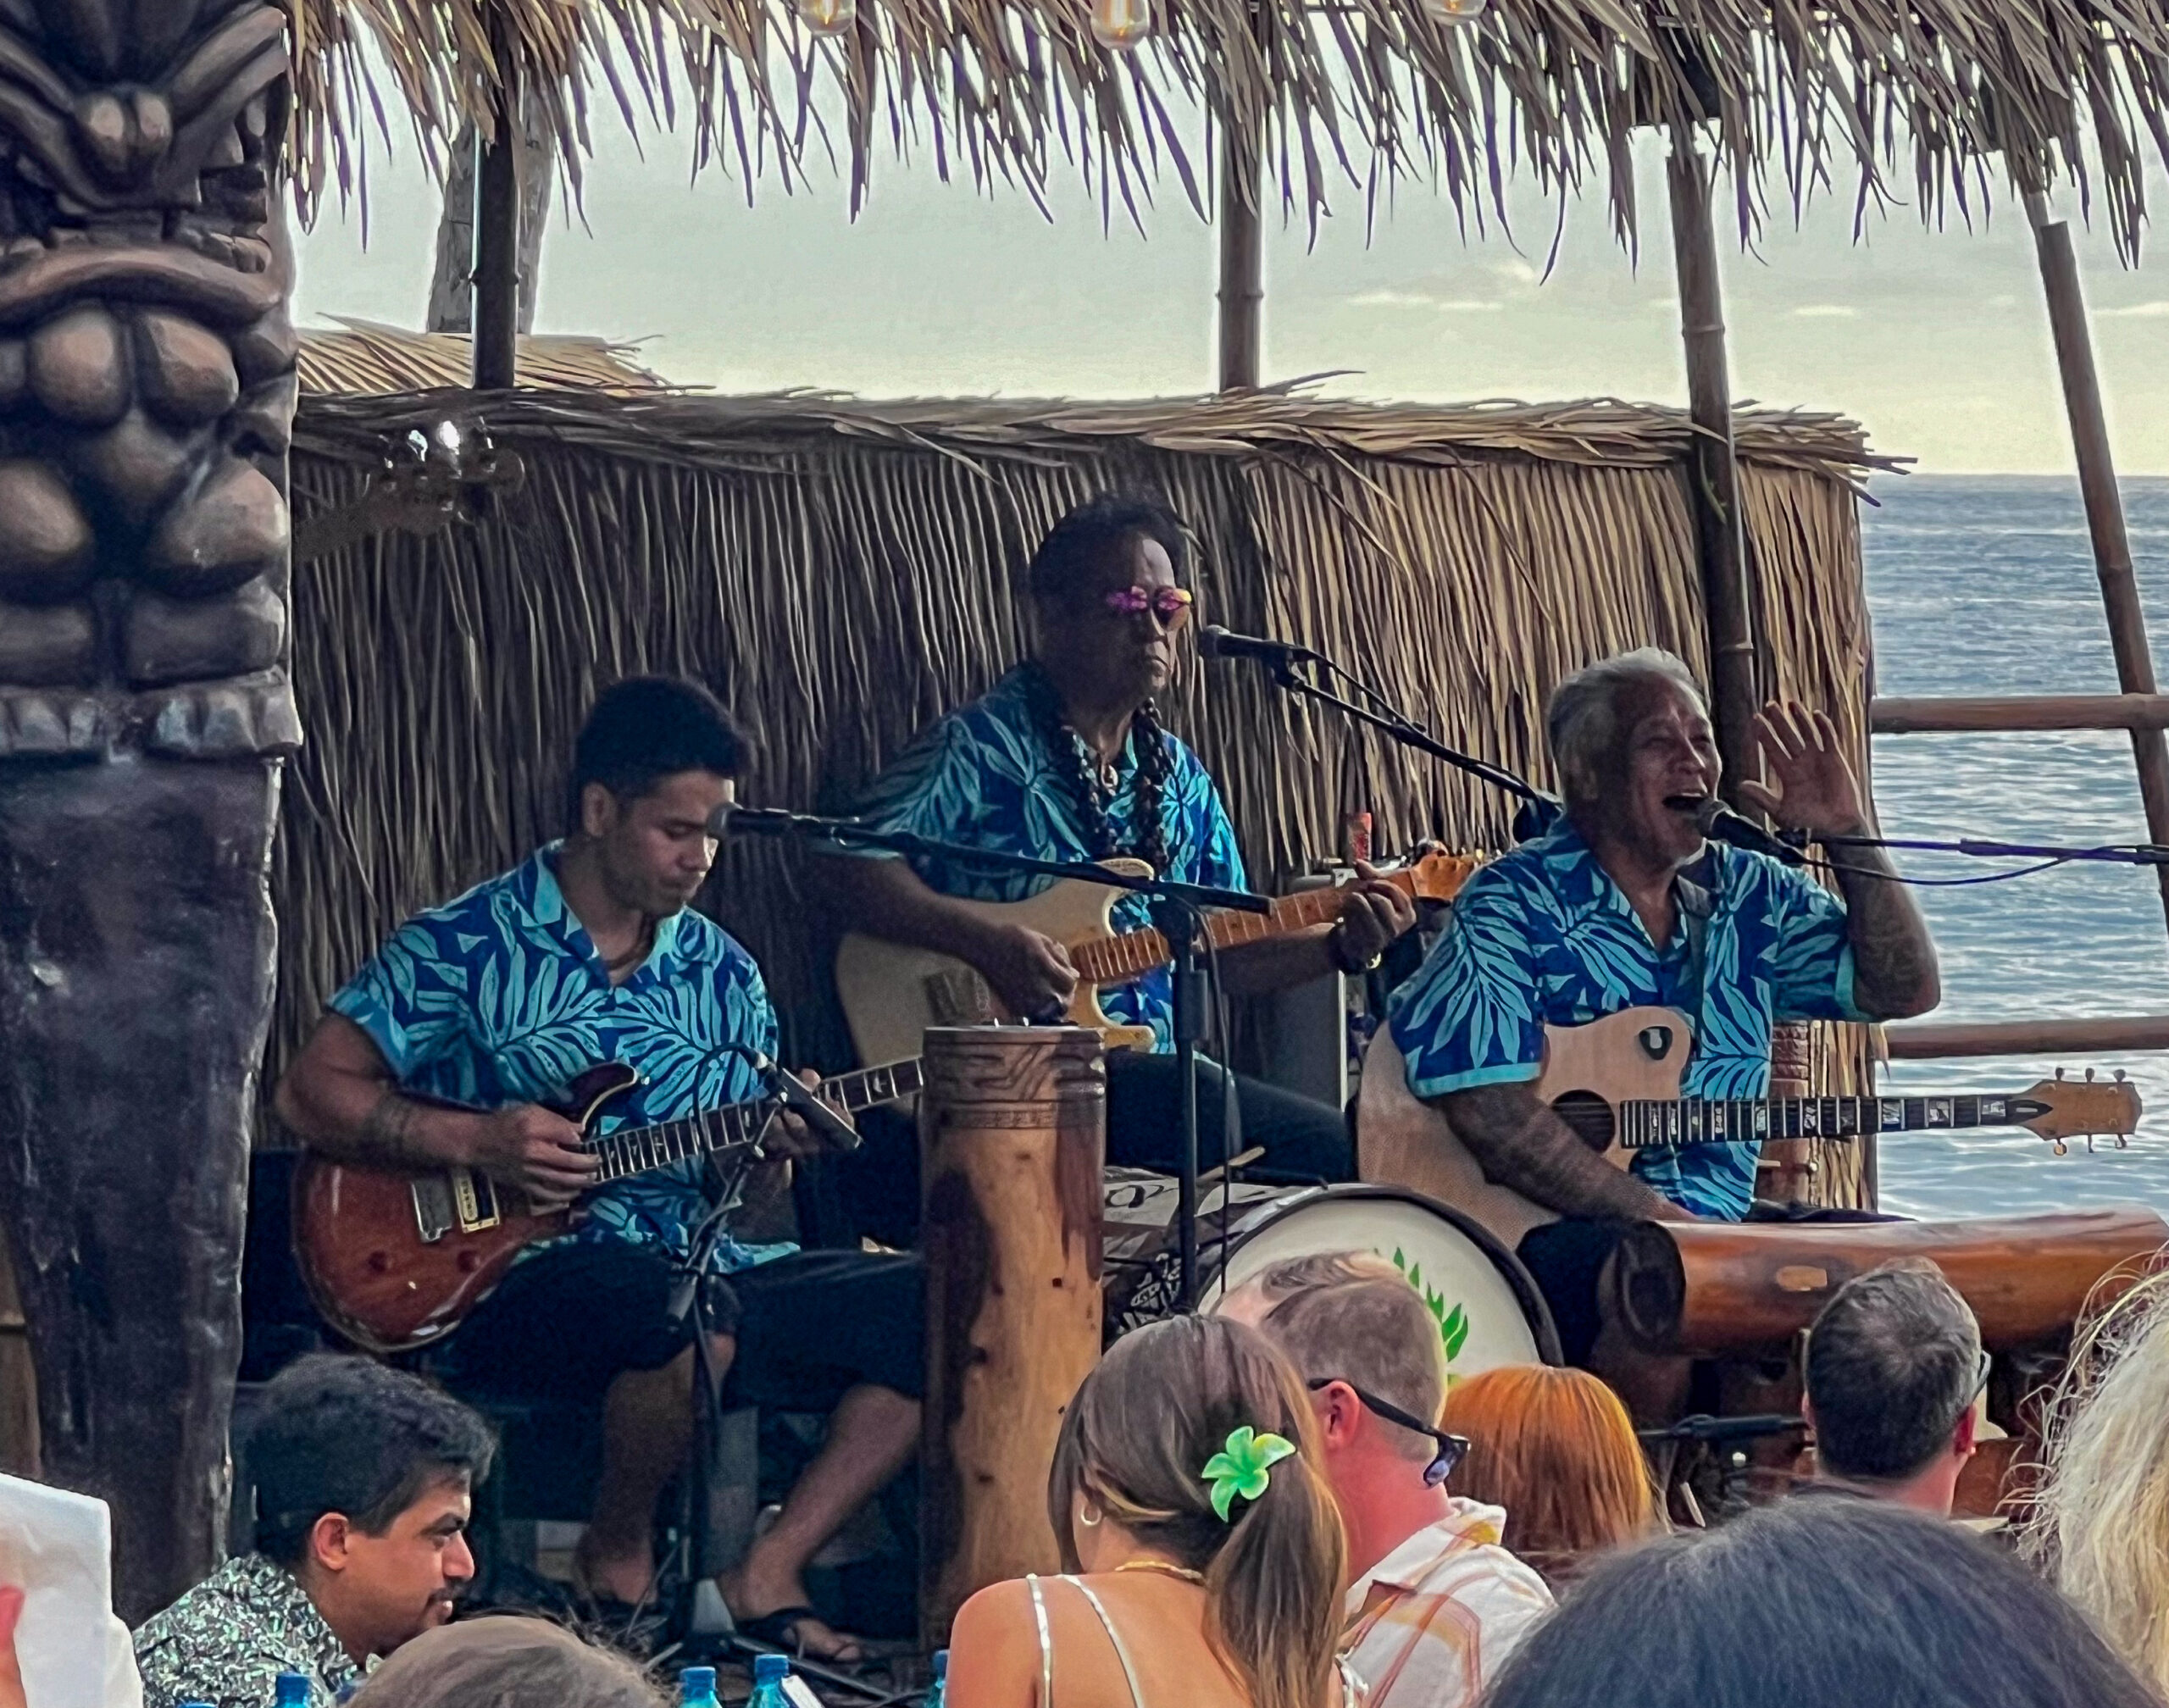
[918,1026,1106,1648]
[0,0,295,1619]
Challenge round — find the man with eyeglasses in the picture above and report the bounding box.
[824,491,1419,1239]
[1800,1259,1988,1516]
[1226,1251,1554,1708]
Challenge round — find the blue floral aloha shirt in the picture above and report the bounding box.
[328,843,790,1273]
[1387,816,1870,1221]
[847,665,1248,1051]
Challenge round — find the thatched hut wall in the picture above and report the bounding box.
[278,390,1889,1169]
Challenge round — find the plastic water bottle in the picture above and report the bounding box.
[678,1666,720,1708]
[746,1654,791,1708]
[273,1676,312,1708]
[927,1649,950,1707]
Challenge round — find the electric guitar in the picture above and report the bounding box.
[291,1056,924,1355]
[835,849,1480,1066]
[1358,1006,2141,1247]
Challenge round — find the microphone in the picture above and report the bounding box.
[1198,625,1323,667]
[1692,797,1807,868]
[707,804,826,839]
[734,1047,863,1154]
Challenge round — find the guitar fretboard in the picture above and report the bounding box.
[1616,1093,2035,1151]
[583,1058,925,1184]
[1069,874,1414,987]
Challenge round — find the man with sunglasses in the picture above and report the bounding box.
[1228,1252,1553,1708]
[1801,1260,1987,1516]
[826,492,1418,1234]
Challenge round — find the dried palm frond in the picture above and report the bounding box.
[297,319,667,392]
[284,0,2169,258]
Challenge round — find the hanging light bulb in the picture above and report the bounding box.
[1421,0,1487,26]
[1090,0,1152,52]
[796,0,855,36]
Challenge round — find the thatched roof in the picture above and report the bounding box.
[291,384,1903,485]
[296,319,664,394]
[290,0,2169,257]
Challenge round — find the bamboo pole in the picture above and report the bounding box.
[1874,693,2169,735]
[2026,190,2169,936]
[471,22,520,391]
[1216,120,1262,391]
[1884,1014,2169,1059]
[1667,125,1760,799]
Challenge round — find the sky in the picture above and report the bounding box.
[291,103,2169,476]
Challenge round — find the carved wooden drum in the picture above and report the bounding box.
[1104,1177,1562,1373]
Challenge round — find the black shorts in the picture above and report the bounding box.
[443,1242,923,1411]
[1516,1218,1633,1369]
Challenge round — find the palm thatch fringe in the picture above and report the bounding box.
[288,0,2169,258]
[297,319,666,394]
[275,385,1882,1202]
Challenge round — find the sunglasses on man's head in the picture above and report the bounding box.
[1101,585,1195,622]
[1308,1377,1472,1487]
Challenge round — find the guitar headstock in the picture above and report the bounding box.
[2017,1069,2144,1154]
[1406,849,1484,902]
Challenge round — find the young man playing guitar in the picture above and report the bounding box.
[824,492,1420,1236]
[276,678,915,1663]
[1384,649,1941,1405]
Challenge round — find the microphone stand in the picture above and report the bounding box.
[721,810,1273,1309]
[1816,831,2169,868]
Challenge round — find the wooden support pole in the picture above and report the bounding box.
[1667,125,1760,801]
[1884,1014,2169,1059]
[1216,123,1262,391]
[919,1026,1106,1648]
[1873,692,2169,735]
[471,27,520,391]
[2027,191,2169,935]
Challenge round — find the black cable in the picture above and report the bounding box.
[1802,856,2077,888]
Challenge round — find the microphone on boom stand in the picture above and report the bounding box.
[1197,624,1325,667]
[1690,797,1809,868]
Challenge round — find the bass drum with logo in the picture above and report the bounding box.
[1104,1177,1562,1372]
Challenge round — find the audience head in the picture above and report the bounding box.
[248,1355,494,1658]
[1026,493,1190,702]
[1484,1494,2159,1708]
[2023,1268,2169,1694]
[566,677,746,917]
[1049,1314,1344,1708]
[351,1616,663,1708]
[1803,1259,1983,1514]
[1439,1363,1656,1585]
[1227,1252,1451,1483]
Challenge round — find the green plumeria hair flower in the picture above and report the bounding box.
[1201,1425,1297,1522]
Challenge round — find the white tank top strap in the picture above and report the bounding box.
[1336,1653,1367,1707]
[1027,1573,1056,1707]
[1069,1577,1150,1708]
[1022,1573,1151,1708]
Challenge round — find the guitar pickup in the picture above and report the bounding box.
[451,1167,502,1234]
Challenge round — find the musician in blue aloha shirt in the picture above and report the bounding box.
[1386,650,1940,1373]
[829,493,1423,1240]
[279,679,915,1663]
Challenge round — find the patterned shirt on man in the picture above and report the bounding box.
[1341,1500,1555,1708]
[1387,815,1868,1221]
[133,1551,361,1708]
[847,664,1248,1051]
[328,843,788,1273]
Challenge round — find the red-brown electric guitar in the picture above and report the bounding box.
[291,1056,924,1354]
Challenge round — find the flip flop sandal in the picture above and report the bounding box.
[734,1605,868,1667]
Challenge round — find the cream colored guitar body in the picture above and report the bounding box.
[835,859,1161,1066]
[1357,1007,1695,1248]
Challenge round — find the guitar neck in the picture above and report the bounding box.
[584,1058,926,1184]
[1072,872,1414,987]
[1616,1091,2037,1151]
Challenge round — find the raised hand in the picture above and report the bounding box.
[1736,701,1869,840]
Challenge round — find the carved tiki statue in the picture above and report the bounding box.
[0,0,298,1618]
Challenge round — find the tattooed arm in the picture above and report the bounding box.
[275,1013,598,1210]
[1438,1082,1695,1222]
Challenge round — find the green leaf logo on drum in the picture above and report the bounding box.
[1392,1247,1472,1369]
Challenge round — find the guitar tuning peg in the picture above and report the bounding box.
[2052,1136,2070,1157]
[2116,1134,2131,1151]
[2086,1067,2098,1082]
[2086,1133,2098,1154]
[2116,1068,2129,1082]
[2056,1066,2068,1081]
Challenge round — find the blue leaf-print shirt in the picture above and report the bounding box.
[848,666,1248,1051]
[1387,816,1870,1221]
[329,844,790,1273]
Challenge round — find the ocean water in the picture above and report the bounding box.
[1863,474,2169,1219]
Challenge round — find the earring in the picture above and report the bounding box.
[1080,1506,1103,1528]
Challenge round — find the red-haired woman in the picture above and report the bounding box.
[1440,1365,1659,1588]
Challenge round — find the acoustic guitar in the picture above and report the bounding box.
[835,849,1479,1065]
[1358,1006,2142,1248]
[291,1056,924,1355]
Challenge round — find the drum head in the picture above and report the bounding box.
[1201,1184,1563,1373]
